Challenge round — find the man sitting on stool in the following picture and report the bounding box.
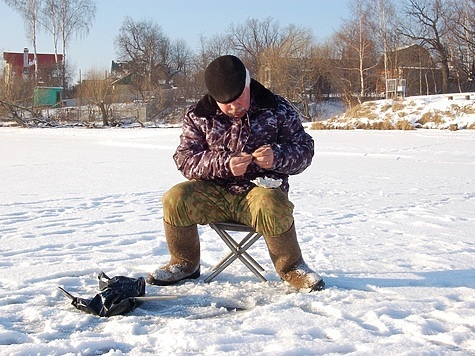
[147,55,325,292]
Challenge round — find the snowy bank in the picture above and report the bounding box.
[313,93,475,130]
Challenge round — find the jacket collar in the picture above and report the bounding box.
[194,79,277,117]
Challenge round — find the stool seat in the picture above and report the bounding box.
[204,222,267,283]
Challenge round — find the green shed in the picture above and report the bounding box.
[34,87,63,107]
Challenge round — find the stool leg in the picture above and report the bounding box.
[217,232,265,273]
[205,226,267,283]
[215,231,264,272]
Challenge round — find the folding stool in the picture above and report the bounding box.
[204,222,267,283]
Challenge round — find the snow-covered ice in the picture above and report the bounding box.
[1,127,474,355]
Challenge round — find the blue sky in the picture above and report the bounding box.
[0,0,350,81]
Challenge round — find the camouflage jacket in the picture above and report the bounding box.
[173,79,314,194]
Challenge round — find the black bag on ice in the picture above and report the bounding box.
[59,272,146,317]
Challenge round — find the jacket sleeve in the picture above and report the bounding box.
[173,111,232,180]
[271,100,314,175]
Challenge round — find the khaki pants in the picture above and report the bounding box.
[162,180,294,236]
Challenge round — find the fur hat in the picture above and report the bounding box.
[205,55,248,104]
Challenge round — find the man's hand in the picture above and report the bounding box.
[229,153,253,176]
[252,145,274,170]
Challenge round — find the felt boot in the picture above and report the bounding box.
[146,221,200,286]
[265,222,325,291]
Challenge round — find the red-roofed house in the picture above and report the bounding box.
[3,48,63,85]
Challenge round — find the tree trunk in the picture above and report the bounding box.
[99,102,109,126]
[440,61,450,94]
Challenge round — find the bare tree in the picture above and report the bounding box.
[0,72,38,125]
[115,17,190,103]
[228,17,284,73]
[178,33,234,100]
[398,0,452,93]
[333,0,379,103]
[324,34,357,105]
[77,68,114,126]
[445,0,475,91]
[41,0,97,89]
[449,0,475,48]
[159,39,192,86]
[115,17,166,101]
[198,33,233,65]
[4,0,43,80]
[41,0,60,64]
[372,0,399,89]
[257,25,317,119]
[308,43,335,101]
